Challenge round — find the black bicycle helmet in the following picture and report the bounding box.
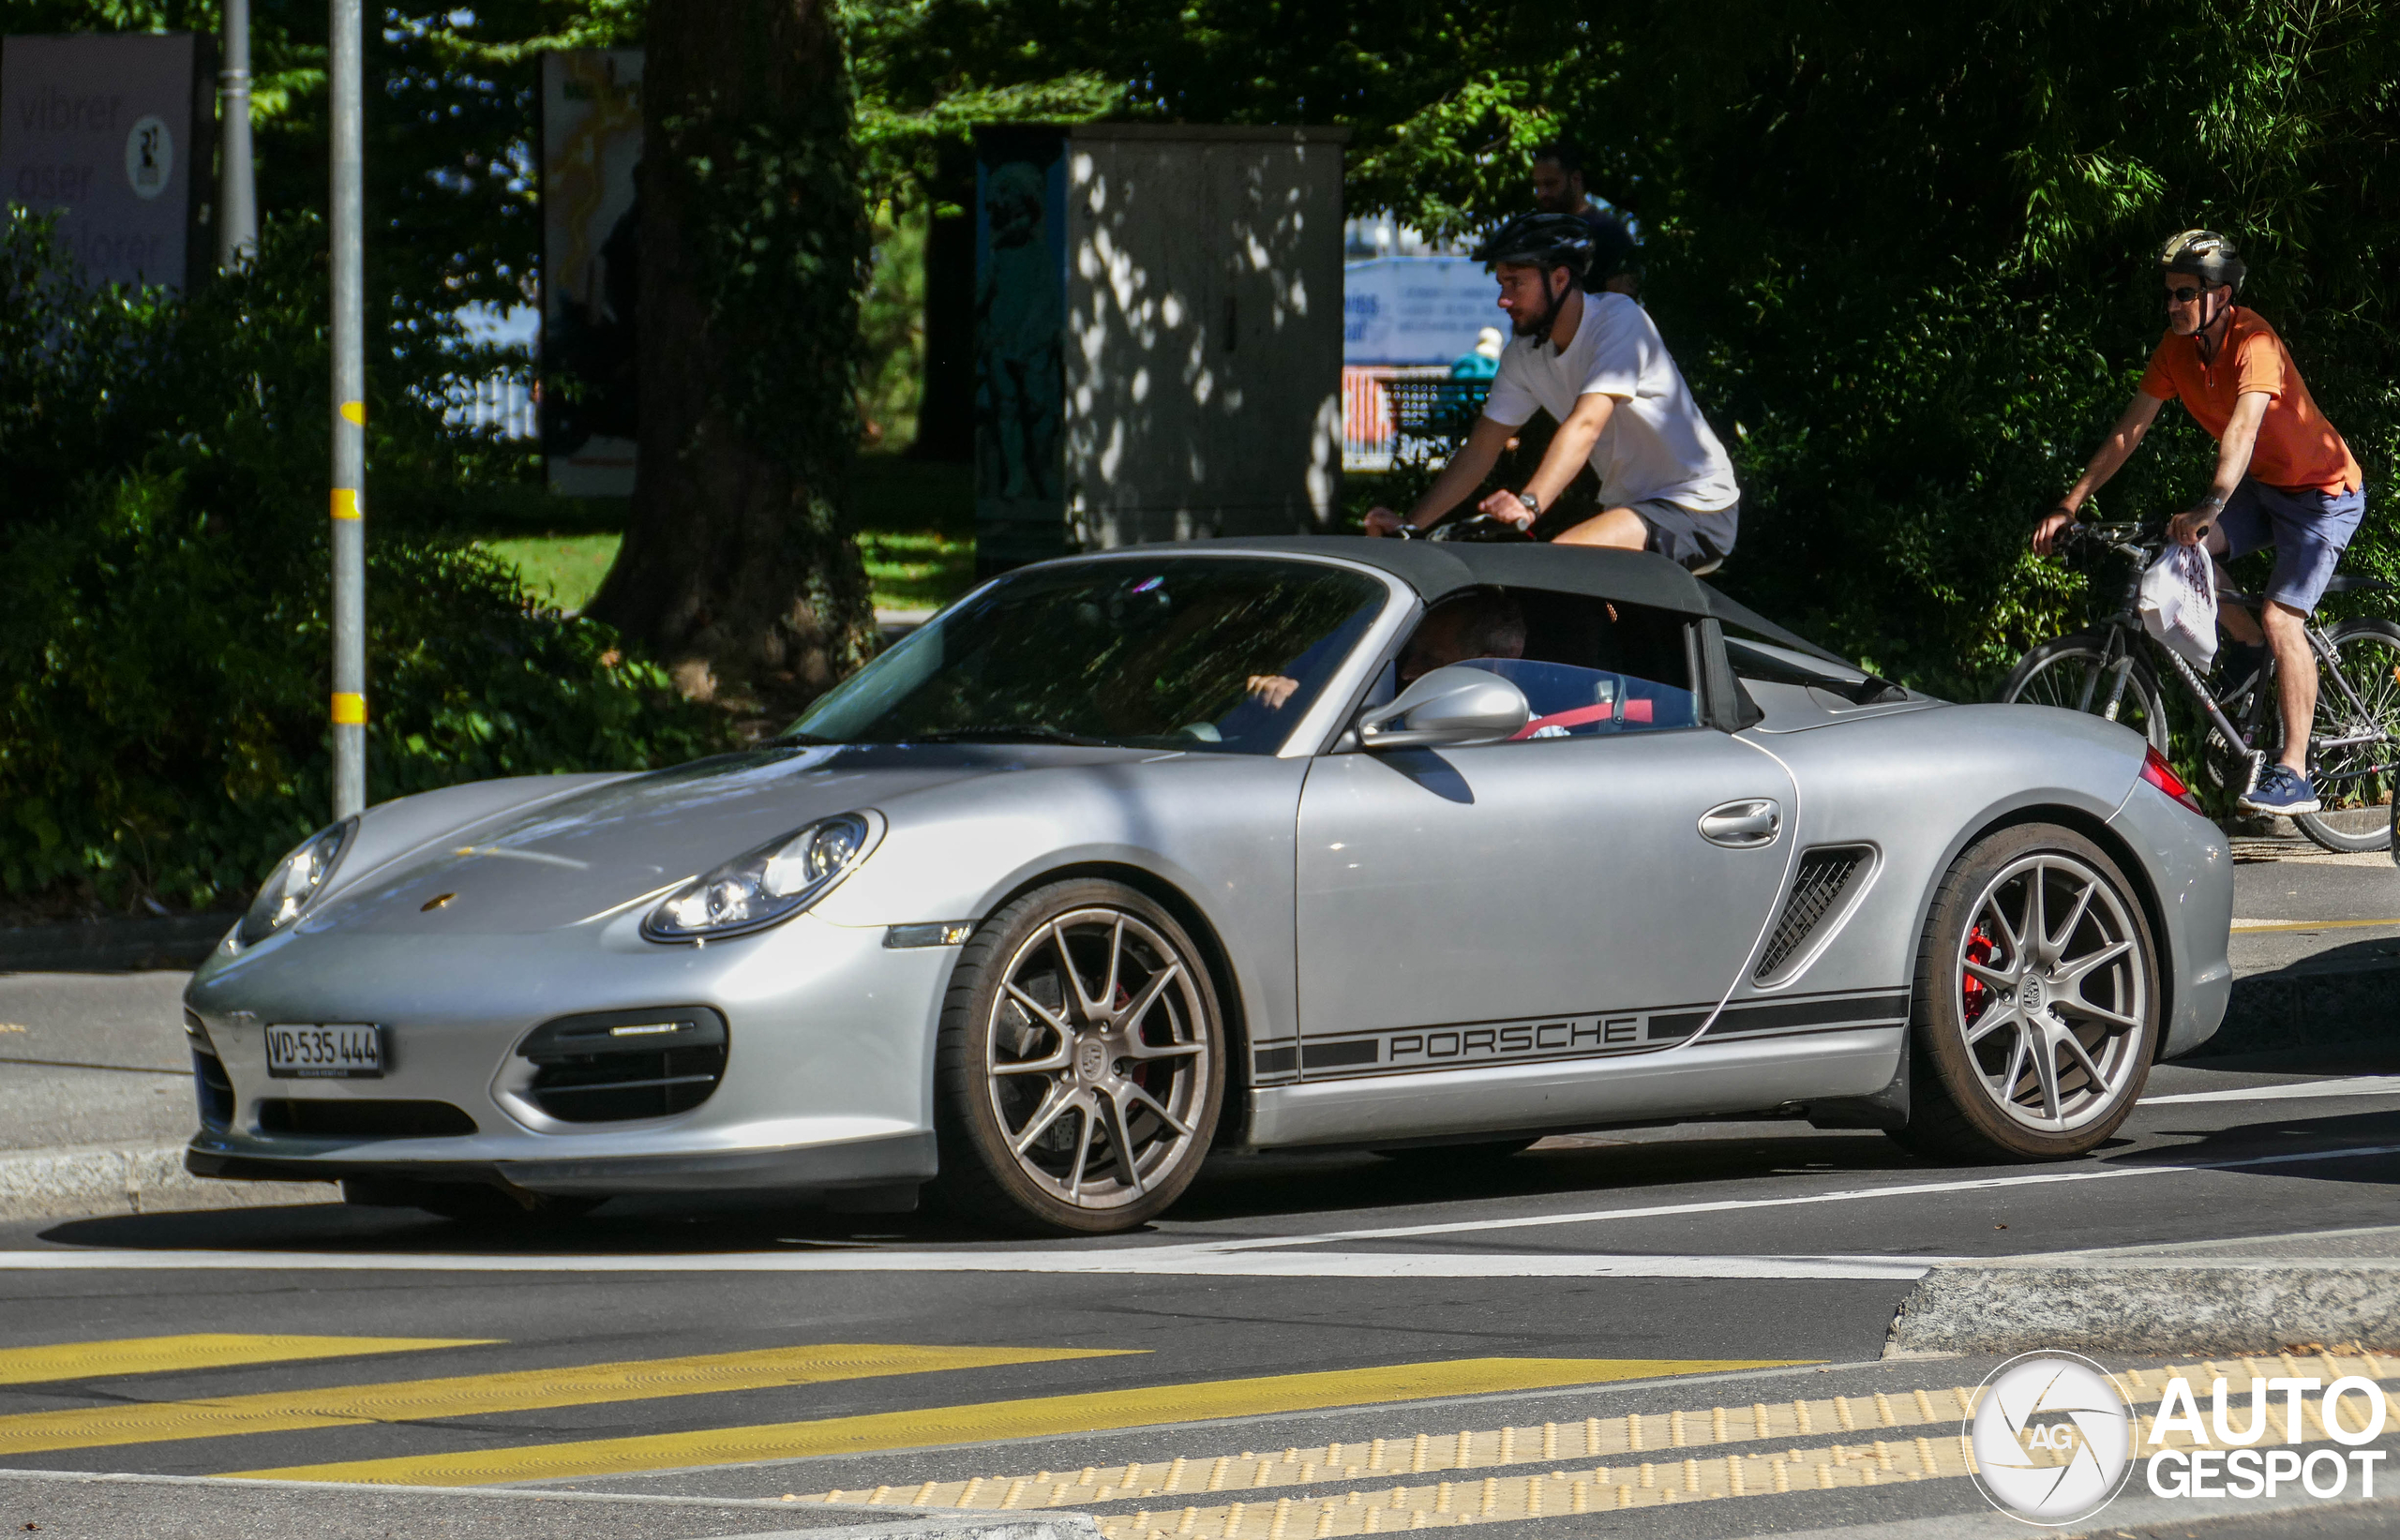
[2161,229,2246,293]
[1472,213,1594,347]
[1472,212,1596,278]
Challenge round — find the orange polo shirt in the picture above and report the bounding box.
[2138,308,2361,493]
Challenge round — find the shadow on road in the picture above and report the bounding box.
[31,1096,2400,1258]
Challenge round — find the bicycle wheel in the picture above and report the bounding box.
[1998,632,2172,755]
[2289,618,2400,854]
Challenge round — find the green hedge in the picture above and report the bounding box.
[0,211,731,913]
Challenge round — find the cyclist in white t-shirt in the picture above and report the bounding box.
[1363,213,1743,569]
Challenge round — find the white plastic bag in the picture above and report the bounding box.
[2138,542,2219,668]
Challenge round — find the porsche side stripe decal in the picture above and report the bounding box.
[1258,989,1909,1082]
[1651,991,1912,1040]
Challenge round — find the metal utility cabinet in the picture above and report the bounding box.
[974,123,1348,572]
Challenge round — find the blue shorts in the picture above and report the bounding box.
[2215,478,2366,614]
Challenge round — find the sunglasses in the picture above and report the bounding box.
[2165,286,2205,305]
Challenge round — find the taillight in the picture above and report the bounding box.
[2139,744,2204,815]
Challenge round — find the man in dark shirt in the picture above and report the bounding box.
[1531,141,1638,297]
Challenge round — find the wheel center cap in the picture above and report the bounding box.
[2019,977,2047,1011]
[1076,1038,1109,1082]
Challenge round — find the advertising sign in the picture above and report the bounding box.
[1342,255,1497,366]
[539,49,642,497]
[0,33,199,288]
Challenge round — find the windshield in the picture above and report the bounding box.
[790,558,1389,753]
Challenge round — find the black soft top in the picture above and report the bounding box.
[1179,536,1857,670]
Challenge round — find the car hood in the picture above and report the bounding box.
[300,742,1161,936]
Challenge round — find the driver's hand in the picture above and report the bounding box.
[1246,675,1299,710]
[2031,510,2075,555]
[2168,508,2214,547]
[1475,489,1536,529]
[1363,506,1406,538]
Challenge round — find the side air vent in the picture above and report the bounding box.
[518,1006,729,1124]
[1754,845,1873,981]
[258,1099,478,1139]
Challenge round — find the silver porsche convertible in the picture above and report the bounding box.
[183,539,2233,1234]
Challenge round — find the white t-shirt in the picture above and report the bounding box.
[1479,293,1741,513]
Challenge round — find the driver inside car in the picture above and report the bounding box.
[1250,591,1529,709]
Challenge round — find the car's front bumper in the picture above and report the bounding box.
[179,909,954,1199]
[185,1129,937,1197]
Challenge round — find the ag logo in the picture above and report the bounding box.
[1968,1351,2135,1525]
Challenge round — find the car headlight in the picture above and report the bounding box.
[641,813,880,943]
[236,817,358,948]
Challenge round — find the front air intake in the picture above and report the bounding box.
[518,1006,729,1123]
[258,1099,478,1138]
[1754,846,1872,981]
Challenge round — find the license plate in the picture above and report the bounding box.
[265,1024,384,1079]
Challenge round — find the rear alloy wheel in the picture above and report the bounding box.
[1893,824,2158,1162]
[934,880,1224,1234]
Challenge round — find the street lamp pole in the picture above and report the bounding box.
[328,0,368,818]
[215,0,256,268]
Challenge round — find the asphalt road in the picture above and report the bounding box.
[2,844,2397,1537]
[3,1046,2399,1538]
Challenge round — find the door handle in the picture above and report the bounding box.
[1699,799,1781,848]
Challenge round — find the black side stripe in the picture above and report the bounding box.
[1652,991,1912,1040]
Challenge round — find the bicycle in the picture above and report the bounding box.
[2000,520,2400,853]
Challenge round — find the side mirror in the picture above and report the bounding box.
[1357,665,1531,750]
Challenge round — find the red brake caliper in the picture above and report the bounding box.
[1961,923,1998,1029]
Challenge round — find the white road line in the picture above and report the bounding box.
[2140,1075,2400,1105]
[0,1249,1944,1278]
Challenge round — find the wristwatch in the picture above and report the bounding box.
[1515,491,1540,517]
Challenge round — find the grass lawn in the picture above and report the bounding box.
[473,454,978,618]
[483,533,621,612]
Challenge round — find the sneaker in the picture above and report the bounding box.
[2239,763,2322,815]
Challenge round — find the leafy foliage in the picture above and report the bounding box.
[851,0,2400,696]
[0,212,728,912]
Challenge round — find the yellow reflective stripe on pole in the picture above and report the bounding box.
[332,488,361,520]
[339,400,366,426]
[331,693,367,725]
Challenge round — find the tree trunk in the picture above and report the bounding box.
[586,0,876,710]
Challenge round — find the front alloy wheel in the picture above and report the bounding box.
[1897,825,2158,1161]
[935,880,1223,1233]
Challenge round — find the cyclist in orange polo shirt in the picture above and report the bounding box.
[2032,231,2366,815]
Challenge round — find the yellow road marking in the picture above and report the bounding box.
[2231,916,2400,934]
[1058,1357,2400,1536]
[227,1358,1800,1487]
[797,1383,1975,1510]
[0,1343,1122,1457]
[0,1335,494,1387]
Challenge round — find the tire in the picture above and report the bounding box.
[1890,824,2159,1163]
[932,879,1225,1235]
[1999,633,2172,755]
[1372,1138,1539,1163]
[2289,618,2400,854]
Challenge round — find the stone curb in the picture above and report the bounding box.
[1884,1257,2400,1357]
[0,1469,1100,1540]
[0,1144,329,1222]
[706,1522,1101,1540]
[2194,951,2400,1059]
